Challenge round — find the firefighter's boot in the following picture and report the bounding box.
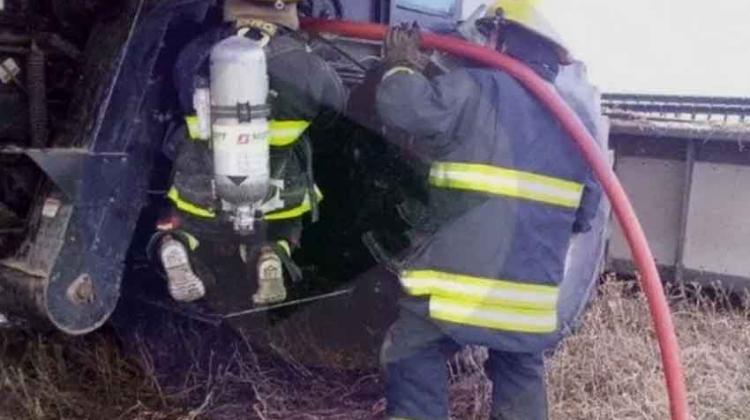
[253,246,287,305]
[159,237,206,302]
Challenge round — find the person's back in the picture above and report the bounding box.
[372,2,602,419]
[153,0,345,304]
[377,65,599,351]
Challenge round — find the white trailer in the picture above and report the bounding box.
[605,95,750,290]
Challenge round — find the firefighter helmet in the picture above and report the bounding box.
[487,0,570,61]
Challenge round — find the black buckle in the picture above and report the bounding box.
[236,102,253,123]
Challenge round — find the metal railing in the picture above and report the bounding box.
[603,94,750,122]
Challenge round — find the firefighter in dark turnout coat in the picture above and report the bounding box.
[374,1,602,419]
[153,0,346,304]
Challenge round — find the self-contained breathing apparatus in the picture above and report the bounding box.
[193,32,273,235]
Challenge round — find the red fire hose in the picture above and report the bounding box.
[301,19,690,420]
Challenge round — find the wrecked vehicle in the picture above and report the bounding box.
[0,0,609,335]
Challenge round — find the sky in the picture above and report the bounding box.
[543,0,750,97]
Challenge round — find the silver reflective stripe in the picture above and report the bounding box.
[401,270,559,334]
[430,162,584,209]
[429,297,558,333]
[401,270,558,310]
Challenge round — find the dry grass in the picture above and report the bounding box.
[546,282,750,420]
[450,281,750,420]
[0,327,188,420]
[1,280,749,419]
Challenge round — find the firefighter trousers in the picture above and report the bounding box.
[382,308,548,420]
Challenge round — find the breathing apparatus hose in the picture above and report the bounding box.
[300,19,690,420]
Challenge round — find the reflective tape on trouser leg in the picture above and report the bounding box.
[400,270,559,334]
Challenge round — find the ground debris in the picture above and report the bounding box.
[2,281,749,419]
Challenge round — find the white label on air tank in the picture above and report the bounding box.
[212,122,270,177]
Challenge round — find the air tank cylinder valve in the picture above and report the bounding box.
[210,35,271,235]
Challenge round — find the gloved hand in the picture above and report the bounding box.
[382,22,429,73]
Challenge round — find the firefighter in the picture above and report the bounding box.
[373,1,602,419]
[152,0,346,304]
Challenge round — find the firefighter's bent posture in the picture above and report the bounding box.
[153,0,346,304]
[374,2,602,419]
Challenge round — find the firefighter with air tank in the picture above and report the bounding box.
[151,0,346,304]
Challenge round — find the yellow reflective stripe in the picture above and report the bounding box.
[430,162,584,209]
[269,120,311,147]
[401,270,558,311]
[184,115,205,141]
[183,232,200,251]
[185,118,310,145]
[265,186,323,221]
[402,270,558,333]
[167,187,216,219]
[277,240,291,256]
[429,296,558,334]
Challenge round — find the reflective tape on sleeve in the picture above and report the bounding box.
[269,120,311,147]
[183,231,201,251]
[429,162,584,209]
[276,240,291,257]
[265,186,323,221]
[167,187,216,219]
[185,115,205,141]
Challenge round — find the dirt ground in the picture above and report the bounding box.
[1,280,749,420]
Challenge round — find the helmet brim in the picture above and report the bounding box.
[480,8,572,64]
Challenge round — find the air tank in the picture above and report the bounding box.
[210,35,271,232]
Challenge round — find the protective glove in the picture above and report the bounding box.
[382,22,429,73]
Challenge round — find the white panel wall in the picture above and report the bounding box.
[683,163,750,277]
[610,157,685,265]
